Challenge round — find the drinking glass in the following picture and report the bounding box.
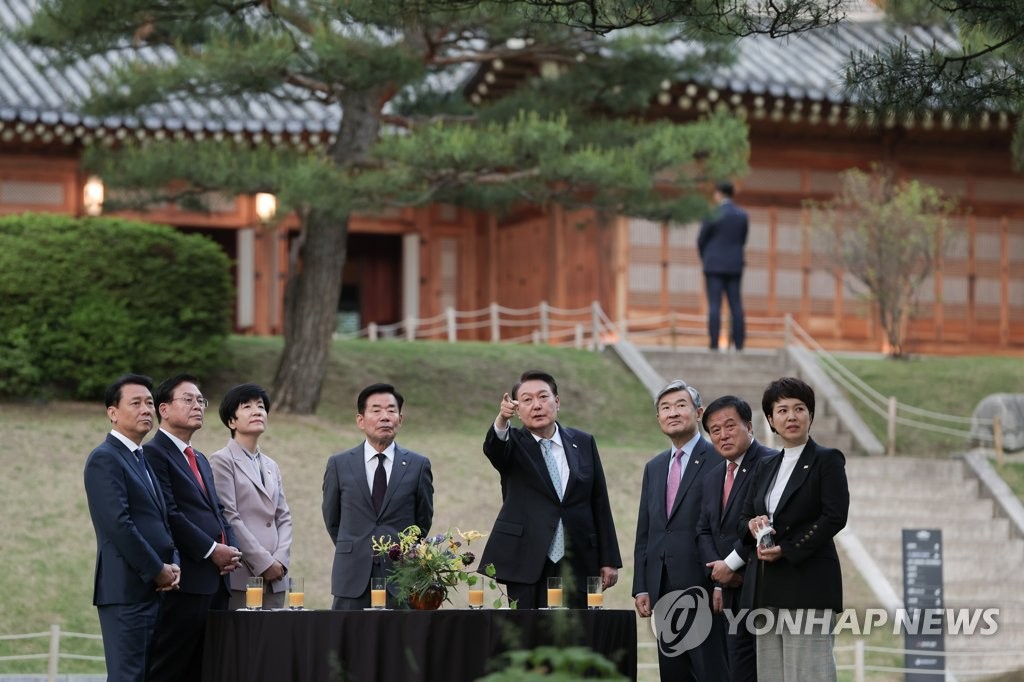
[287,576,304,610]
[467,579,485,609]
[546,577,563,609]
[587,576,604,610]
[371,577,387,609]
[245,576,264,610]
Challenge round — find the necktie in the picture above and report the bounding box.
[723,461,737,509]
[371,453,387,514]
[666,449,682,513]
[134,449,153,492]
[184,445,207,494]
[539,439,565,563]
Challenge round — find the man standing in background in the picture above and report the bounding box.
[84,374,179,682]
[698,181,749,351]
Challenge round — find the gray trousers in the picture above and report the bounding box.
[755,608,837,682]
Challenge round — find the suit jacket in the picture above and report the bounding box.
[480,423,621,585]
[632,435,716,603]
[210,440,293,593]
[698,200,749,275]
[738,437,849,611]
[85,433,177,605]
[143,430,235,596]
[322,443,433,598]
[696,440,778,609]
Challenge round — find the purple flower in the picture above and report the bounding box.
[431,534,446,544]
[388,544,402,562]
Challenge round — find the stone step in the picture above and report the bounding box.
[846,457,966,479]
[848,498,995,521]
[872,557,1009,583]
[850,518,1012,542]
[866,539,1024,565]
[848,477,980,499]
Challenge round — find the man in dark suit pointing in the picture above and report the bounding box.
[697,395,779,682]
[480,369,621,609]
[698,180,749,351]
[84,374,179,682]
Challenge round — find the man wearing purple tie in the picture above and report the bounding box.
[633,379,727,682]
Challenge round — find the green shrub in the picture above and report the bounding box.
[0,213,232,399]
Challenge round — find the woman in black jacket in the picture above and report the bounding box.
[740,376,850,682]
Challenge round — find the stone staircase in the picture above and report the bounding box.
[638,347,855,454]
[846,456,1024,678]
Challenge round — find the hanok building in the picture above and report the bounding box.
[1,0,1021,353]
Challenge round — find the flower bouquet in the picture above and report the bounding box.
[372,525,486,608]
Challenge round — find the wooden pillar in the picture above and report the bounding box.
[799,207,811,325]
[967,214,976,341]
[613,216,629,327]
[549,203,566,308]
[486,213,499,307]
[1000,218,1010,346]
[768,207,778,315]
[659,220,670,315]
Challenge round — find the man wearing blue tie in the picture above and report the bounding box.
[479,369,621,609]
[84,374,179,682]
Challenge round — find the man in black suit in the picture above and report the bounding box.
[480,369,621,609]
[698,181,749,351]
[633,379,726,682]
[144,374,241,682]
[322,382,434,610]
[84,374,180,682]
[697,395,779,682]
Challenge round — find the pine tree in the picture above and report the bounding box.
[18,0,766,412]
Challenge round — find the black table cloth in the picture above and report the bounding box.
[202,608,637,681]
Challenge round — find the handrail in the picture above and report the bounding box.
[340,302,994,450]
[785,317,994,445]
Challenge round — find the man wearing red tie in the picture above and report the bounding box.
[697,395,779,682]
[144,374,241,682]
[633,380,727,682]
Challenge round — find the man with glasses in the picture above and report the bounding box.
[144,374,241,682]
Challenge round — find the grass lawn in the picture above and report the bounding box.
[831,354,1024,457]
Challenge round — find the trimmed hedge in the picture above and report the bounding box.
[0,213,232,399]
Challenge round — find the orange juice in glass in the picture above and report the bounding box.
[288,577,304,609]
[245,576,263,610]
[546,577,563,608]
[468,581,485,609]
[371,577,387,609]
[586,576,603,609]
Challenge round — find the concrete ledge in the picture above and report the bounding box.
[608,341,664,399]
[836,527,902,615]
[786,346,885,456]
[964,450,1024,542]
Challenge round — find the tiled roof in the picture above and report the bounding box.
[0,0,342,143]
[689,17,961,104]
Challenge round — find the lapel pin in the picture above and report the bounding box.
[741,468,747,473]
[803,465,809,469]
[572,443,578,448]
[402,460,408,467]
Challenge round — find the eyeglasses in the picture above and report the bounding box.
[172,395,209,409]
